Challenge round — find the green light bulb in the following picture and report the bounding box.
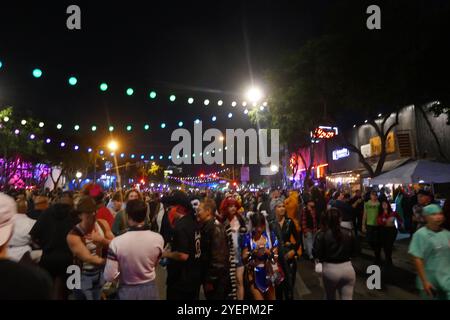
[69,77,77,86]
[33,68,42,78]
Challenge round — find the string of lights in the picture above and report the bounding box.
[0,126,237,162]
[0,60,268,111]
[167,168,229,183]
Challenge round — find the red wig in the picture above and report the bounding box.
[219,196,241,219]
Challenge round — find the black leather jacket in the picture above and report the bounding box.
[270,218,300,258]
[313,227,359,263]
[200,218,230,285]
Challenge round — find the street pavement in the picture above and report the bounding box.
[294,235,421,300]
[155,234,421,300]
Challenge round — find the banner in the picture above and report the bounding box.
[240,166,250,182]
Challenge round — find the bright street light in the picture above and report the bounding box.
[76,172,82,179]
[246,87,264,103]
[270,165,279,173]
[108,140,119,152]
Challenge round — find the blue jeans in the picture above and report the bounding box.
[118,281,159,300]
[73,270,104,300]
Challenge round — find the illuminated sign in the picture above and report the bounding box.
[311,126,339,140]
[370,132,396,156]
[332,148,350,160]
[361,144,371,158]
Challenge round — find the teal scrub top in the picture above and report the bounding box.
[408,227,450,293]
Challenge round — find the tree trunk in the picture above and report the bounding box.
[417,104,449,161]
[343,141,375,177]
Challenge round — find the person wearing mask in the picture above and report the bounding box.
[0,193,52,300]
[377,200,402,267]
[197,198,230,300]
[220,196,248,300]
[270,199,300,300]
[301,200,318,260]
[313,208,359,300]
[363,191,382,265]
[27,195,49,220]
[161,191,202,300]
[67,196,114,300]
[29,193,78,299]
[408,204,450,300]
[242,212,280,300]
[104,199,164,300]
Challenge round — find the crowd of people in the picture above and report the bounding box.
[0,183,449,300]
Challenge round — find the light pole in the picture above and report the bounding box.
[108,140,122,192]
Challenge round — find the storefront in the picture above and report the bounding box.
[326,170,362,193]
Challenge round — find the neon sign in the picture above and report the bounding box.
[311,126,339,140]
[332,148,350,160]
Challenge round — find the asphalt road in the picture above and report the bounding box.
[156,234,421,300]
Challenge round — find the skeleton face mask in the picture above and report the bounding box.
[191,199,201,215]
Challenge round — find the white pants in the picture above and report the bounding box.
[322,261,356,300]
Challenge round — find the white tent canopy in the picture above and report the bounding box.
[369,160,450,185]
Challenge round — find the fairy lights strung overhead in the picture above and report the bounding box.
[166,168,229,183]
[0,61,270,108]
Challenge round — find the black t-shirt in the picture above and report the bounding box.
[167,214,202,292]
[29,204,77,276]
[0,259,53,300]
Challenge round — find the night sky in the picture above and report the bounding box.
[0,0,331,175]
[1,1,443,177]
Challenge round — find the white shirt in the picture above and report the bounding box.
[8,214,36,262]
[230,216,241,263]
[104,229,164,285]
[156,204,165,233]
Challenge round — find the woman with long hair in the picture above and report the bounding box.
[220,196,248,300]
[242,212,280,300]
[270,199,300,300]
[378,200,402,266]
[313,208,358,300]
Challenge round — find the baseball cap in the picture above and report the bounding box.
[75,196,97,214]
[422,204,442,216]
[417,189,433,197]
[0,193,16,247]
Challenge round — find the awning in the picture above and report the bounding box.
[360,158,411,178]
[369,159,450,185]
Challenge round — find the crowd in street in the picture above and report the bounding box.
[0,183,449,300]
